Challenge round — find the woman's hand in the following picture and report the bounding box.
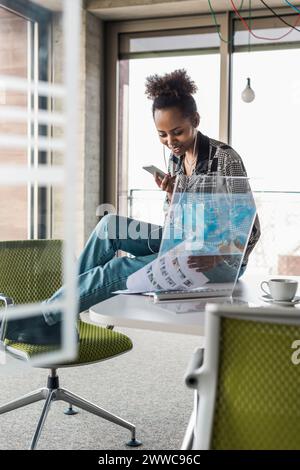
[154,173,176,201]
[187,255,219,272]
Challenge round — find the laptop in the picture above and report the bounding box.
[147,175,257,302]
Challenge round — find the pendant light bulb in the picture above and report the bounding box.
[241,77,255,103]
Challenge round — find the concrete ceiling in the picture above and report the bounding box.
[29,0,300,19]
[30,0,63,11]
[86,0,298,21]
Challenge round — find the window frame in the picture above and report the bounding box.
[0,0,51,23]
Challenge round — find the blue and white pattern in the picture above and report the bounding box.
[164,131,261,268]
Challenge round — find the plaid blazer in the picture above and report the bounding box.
[164,131,261,268]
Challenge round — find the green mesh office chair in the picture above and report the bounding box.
[0,240,141,450]
[182,303,300,450]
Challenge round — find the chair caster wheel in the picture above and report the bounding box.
[64,406,78,415]
[126,438,142,447]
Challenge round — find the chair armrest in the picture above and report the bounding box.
[0,293,14,343]
[184,347,204,389]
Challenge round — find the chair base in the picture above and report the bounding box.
[0,370,142,450]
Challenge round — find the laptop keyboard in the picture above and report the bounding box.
[150,288,232,302]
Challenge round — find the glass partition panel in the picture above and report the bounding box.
[0,0,80,369]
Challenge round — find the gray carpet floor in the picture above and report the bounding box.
[0,323,201,450]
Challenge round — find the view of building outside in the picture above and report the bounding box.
[0,6,29,240]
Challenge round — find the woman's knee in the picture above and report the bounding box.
[95,214,129,240]
[95,214,115,236]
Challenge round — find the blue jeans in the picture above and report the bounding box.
[44,215,162,325]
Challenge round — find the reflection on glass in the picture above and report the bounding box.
[158,175,256,290]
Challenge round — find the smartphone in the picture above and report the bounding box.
[143,165,166,180]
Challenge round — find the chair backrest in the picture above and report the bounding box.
[195,304,300,450]
[0,240,63,305]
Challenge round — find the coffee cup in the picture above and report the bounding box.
[260,278,298,302]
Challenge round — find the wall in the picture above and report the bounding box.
[82,10,103,246]
[51,9,103,254]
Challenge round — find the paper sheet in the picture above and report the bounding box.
[121,247,209,294]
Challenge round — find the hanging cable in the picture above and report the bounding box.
[259,0,300,31]
[283,0,300,15]
[208,0,245,43]
[241,1,256,104]
[230,0,300,40]
[248,0,252,52]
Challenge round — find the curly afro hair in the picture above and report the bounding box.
[145,69,198,120]
[145,69,197,100]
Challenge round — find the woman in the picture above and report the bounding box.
[6,69,260,344]
[147,69,260,274]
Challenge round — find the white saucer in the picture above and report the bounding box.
[260,294,300,306]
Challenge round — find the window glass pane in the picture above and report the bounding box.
[122,28,220,54]
[121,53,220,225]
[250,191,300,276]
[232,18,300,276]
[233,15,300,47]
[231,47,300,191]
